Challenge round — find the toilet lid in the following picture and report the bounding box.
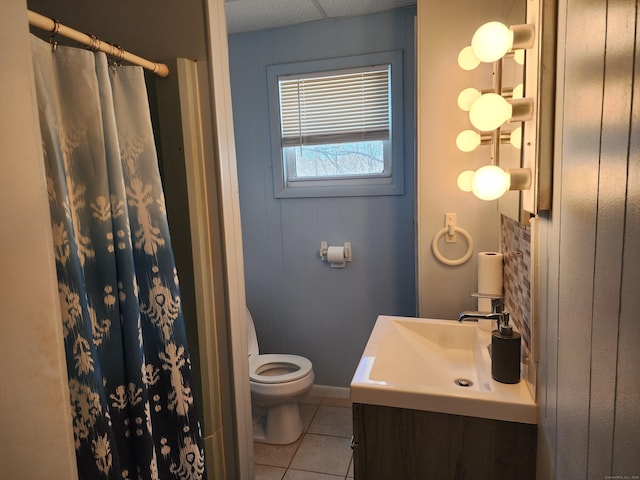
[249,354,313,384]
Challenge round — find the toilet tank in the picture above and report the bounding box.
[245,307,259,356]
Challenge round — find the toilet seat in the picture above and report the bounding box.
[249,354,313,384]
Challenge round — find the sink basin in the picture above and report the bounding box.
[350,316,536,424]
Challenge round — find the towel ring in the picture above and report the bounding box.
[432,226,474,266]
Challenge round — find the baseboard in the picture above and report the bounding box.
[310,384,350,399]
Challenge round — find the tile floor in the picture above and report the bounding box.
[254,394,354,480]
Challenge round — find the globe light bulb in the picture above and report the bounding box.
[458,46,481,71]
[471,22,514,63]
[471,165,511,200]
[512,83,524,100]
[457,170,475,192]
[457,88,481,111]
[514,49,525,65]
[456,130,481,152]
[469,93,512,131]
[510,126,522,149]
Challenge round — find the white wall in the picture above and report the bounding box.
[0,1,77,478]
[416,0,525,318]
[536,0,640,477]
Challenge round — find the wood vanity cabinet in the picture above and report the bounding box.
[352,403,536,480]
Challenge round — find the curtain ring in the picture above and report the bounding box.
[108,44,125,69]
[108,44,118,67]
[87,34,99,53]
[49,19,60,52]
[106,43,118,65]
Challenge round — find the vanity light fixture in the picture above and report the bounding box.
[457,46,481,71]
[514,50,525,65]
[471,165,511,200]
[457,87,482,111]
[456,0,555,213]
[457,21,533,70]
[453,6,556,209]
[457,170,475,192]
[468,93,533,132]
[512,83,524,99]
[455,130,491,152]
[456,127,522,153]
[471,21,535,63]
[508,126,522,149]
[457,166,531,201]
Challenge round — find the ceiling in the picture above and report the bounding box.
[224,0,416,34]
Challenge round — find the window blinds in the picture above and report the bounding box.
[279,65,390,147]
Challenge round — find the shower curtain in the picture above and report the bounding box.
[31,36,206,480]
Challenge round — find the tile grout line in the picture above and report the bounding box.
[295,401,353,478]
[255,396,355,479]
[284,402,320,470]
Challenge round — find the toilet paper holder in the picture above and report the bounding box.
[320,241,352,264]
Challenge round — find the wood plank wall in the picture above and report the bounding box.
[536,0,640,478]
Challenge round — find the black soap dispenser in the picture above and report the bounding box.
[491,313,521,384]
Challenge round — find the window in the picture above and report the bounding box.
[268,52,404,198]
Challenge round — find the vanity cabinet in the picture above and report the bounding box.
[352,402,536,480]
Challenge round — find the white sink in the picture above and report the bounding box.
[350,316,536,424]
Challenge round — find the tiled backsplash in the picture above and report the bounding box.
[500,215,532,356]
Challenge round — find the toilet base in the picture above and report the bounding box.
[252,401,304,445]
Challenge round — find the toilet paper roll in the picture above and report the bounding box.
[478,251,503,312]
[327,246,346,268]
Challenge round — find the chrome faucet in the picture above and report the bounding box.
[457,295,509,328]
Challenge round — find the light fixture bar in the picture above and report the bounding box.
[500,131,513,143]
[491,58,503,166]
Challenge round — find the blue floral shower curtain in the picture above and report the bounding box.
[31,36,206,480]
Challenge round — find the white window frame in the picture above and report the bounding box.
[267,51,404,198]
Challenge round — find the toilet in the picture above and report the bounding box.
[246,308,314,444]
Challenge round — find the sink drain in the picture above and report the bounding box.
[454,378,473,387]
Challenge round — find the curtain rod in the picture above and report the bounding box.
[27,10,169,78]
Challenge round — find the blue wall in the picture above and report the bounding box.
[228,8,416,387]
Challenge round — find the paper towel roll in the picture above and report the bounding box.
[478,252,503,312]
[327,246,346,268]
